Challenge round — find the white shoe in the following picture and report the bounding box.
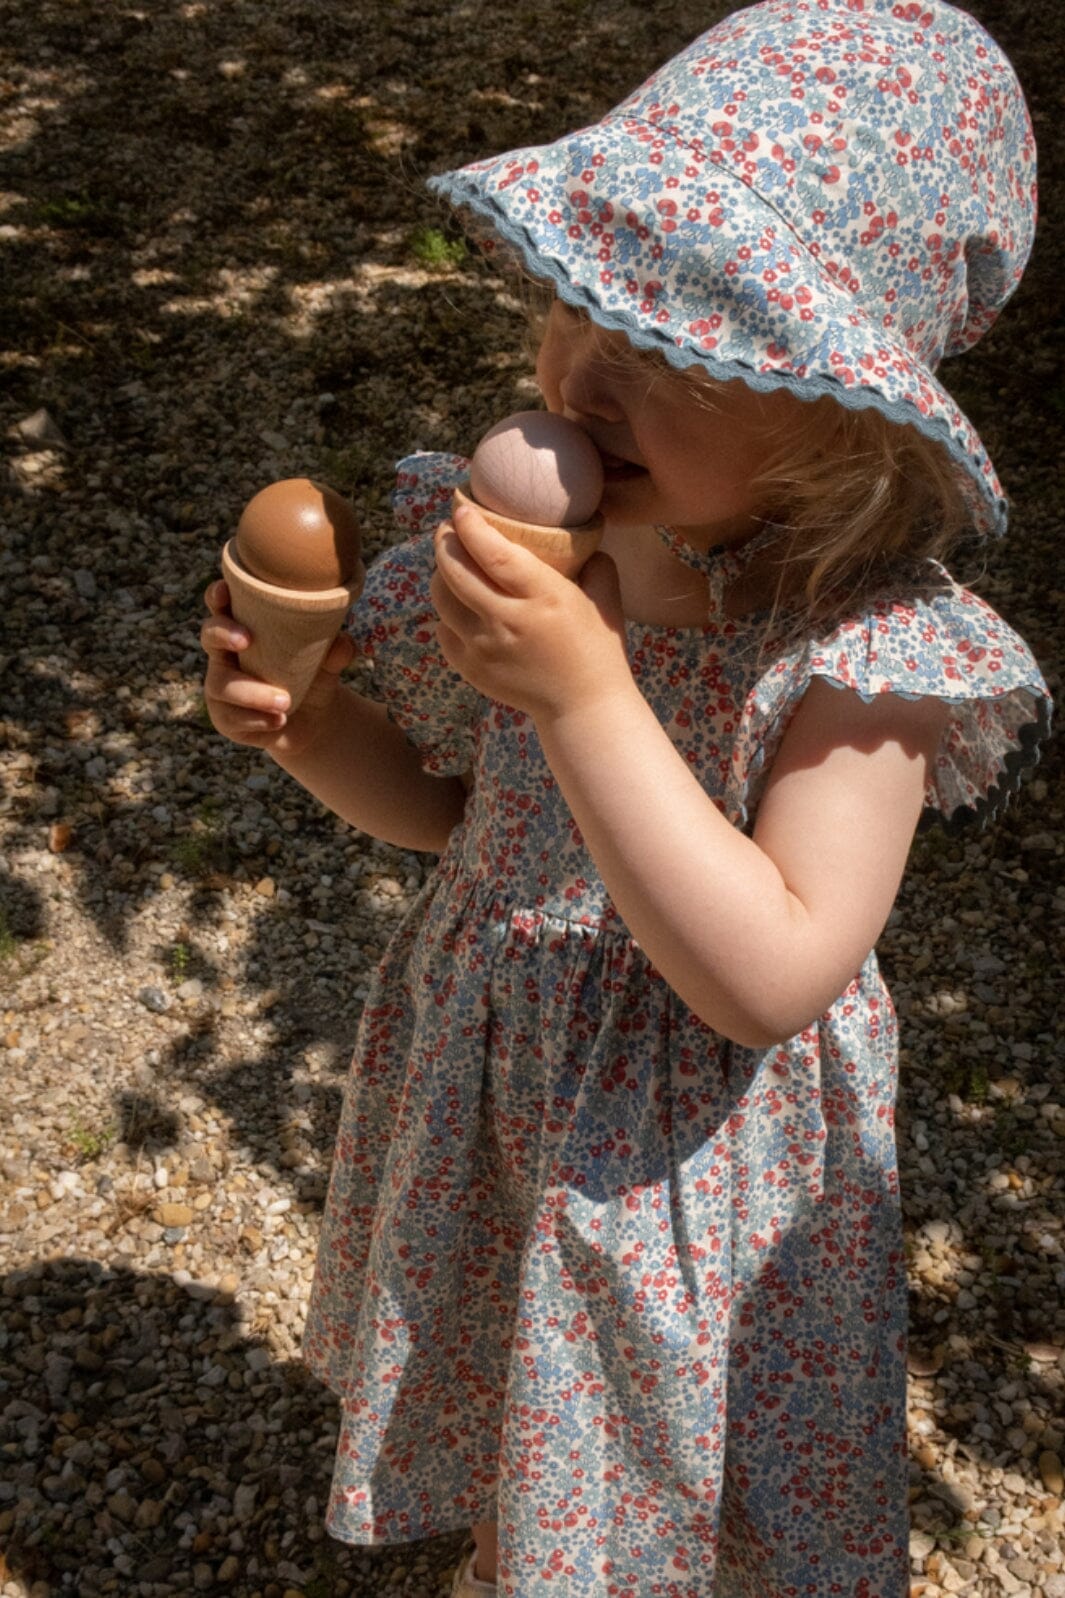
[450,1550,498,1595]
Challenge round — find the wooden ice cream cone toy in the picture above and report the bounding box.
[222,478,364,712]
[451,485,603,578]
[455,411,604,579]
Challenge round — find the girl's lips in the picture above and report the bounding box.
[598,451,647,482]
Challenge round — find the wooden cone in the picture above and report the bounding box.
[222,539,362,711]
[452,485,602,578]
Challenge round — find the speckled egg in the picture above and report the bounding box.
[469,411,604,527]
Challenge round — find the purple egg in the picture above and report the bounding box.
[470,411,604,526]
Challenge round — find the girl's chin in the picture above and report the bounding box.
[598,467,651,514]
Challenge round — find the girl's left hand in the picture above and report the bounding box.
[430,498,632,723]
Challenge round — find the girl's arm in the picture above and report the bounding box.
[266,685,469,851]
[201,580,467,853]
[432,506,944,1046]
[534,673,945,1046]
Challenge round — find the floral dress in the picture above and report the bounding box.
[302,454,1050,1598]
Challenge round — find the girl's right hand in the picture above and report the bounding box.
[199,579,355,756]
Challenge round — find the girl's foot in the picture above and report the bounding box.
[450,1550,497,1594]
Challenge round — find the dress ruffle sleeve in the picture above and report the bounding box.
[342,452,485,777]
[730,568,1052,833]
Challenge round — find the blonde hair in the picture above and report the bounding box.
[743,392,969,625]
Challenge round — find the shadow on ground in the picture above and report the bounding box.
[0,1256,469,1595]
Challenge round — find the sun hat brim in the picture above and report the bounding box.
[430,126,1007,537]
[428,0,1040,542]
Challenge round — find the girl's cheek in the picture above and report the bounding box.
[535,352,560,411]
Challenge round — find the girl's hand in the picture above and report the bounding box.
[430,499,632,722]
[199,579,355,757]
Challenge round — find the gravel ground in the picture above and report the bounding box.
[1,1,1062,1595]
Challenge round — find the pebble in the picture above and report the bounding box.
[1038,1450,1064,1495]
[15,405,70,448]
[137,985,171,1014]
[155,1202,195,1228]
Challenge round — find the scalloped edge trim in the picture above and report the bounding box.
[426,174,1009,540]
[916,692,1051,836]
[736,674,1051,837]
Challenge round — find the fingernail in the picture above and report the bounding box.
[272,693,290,711]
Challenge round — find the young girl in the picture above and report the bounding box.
[201,1,1050,1593]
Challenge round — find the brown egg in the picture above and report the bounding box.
[470,411,604,528]
[234,478,361,590]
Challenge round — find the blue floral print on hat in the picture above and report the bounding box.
[429,0,1036,537]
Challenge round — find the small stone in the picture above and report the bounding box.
[911,1529,936,1560]
[16,406,70,448]
[138,985,171,1013]
[183,1278,219,1301]
[44,1353,72,1397]
[907,1347,944,1378]
[233,1482,258,1522]
[106,1490,136,1523]
[254,876,276,897]
[135,1497,165,1529]
[1038,1449,1064,1495]
[155,1202,194,1227]
[1024,1342,1062,1365]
